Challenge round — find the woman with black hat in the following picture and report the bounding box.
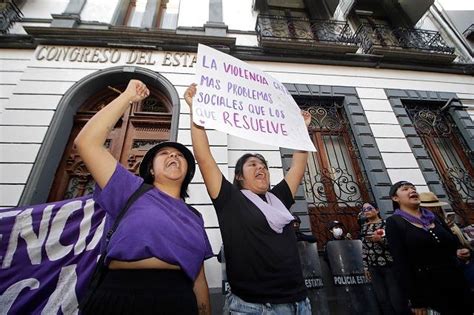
[386,181,472,315]
[75,79,213,314]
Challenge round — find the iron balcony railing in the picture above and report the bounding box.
[256,14,355,46]
[354,23,455,55]
[0,1,23,34]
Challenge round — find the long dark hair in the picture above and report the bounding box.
[233,153,269,189]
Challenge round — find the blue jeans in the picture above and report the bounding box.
[224,293,311,315]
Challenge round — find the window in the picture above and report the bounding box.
[405,103,474,224]
[256,0,351,46]
[299,98,372,247]
[157,0,180,29]
[265,4,313,41]
[114,0,180,29]
[125,0,147,27]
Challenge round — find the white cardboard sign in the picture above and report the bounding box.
[193,44,316,152]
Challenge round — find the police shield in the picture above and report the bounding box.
[297,241,330,315]
[326,240,379,315]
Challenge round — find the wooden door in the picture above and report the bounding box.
[48,85,173,201]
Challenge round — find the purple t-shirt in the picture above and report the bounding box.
[93,162,213,280]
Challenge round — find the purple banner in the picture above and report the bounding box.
[0,196,105,314]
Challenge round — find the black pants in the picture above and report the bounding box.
[81,269,197,315]
[415,265,472,315]
[369,266,411,315]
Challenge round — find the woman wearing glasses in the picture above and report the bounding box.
[360,202,410,315]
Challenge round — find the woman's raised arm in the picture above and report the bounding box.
[185,84,222,199]
[284,110,311,197]
[74,80,149,188]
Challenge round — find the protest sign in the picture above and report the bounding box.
[193,44,316,152]
[0,196,104,314]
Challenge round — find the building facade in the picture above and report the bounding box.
[1,0,473,308]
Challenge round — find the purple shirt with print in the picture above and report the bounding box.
[93,162,213,280]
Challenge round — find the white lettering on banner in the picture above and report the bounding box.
[0,211,21,220]
[2,206,53,268]
[74,199,94,255]
[41,265,79,315]
[1,200,99,269]
[193,44,316,151]
[0,266,81,315]
[0,278,40,314]
[45,201,82,261]
[0,198,104,314]
[0,210,21,266]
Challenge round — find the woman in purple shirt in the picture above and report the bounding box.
[75,80,213,314]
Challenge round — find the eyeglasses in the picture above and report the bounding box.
[362,206,375,212]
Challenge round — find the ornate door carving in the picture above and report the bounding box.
[48,85,172,201]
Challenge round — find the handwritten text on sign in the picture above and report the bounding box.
[193,44,316,151]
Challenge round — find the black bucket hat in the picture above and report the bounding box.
[139,141,195,198]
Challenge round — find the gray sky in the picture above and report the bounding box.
[437,0,474,10]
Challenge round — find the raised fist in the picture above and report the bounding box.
[123,79,150,103]
[184,83,197,108]
[301,110,312,127]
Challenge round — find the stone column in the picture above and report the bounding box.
[141,0,161,28]
[204,0,227,36]
[51,0,87,28]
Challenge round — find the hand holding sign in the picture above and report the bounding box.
[302,110,311,127]
[184,83,197,108]
[193,44,316,152]
[122,79,150,103]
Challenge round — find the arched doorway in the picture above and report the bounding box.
[48,85,173,201]
[19,66,180,206]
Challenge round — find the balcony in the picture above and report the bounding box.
[354,24,456,63]
[0,1,22,34]
[256,15,358,54]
